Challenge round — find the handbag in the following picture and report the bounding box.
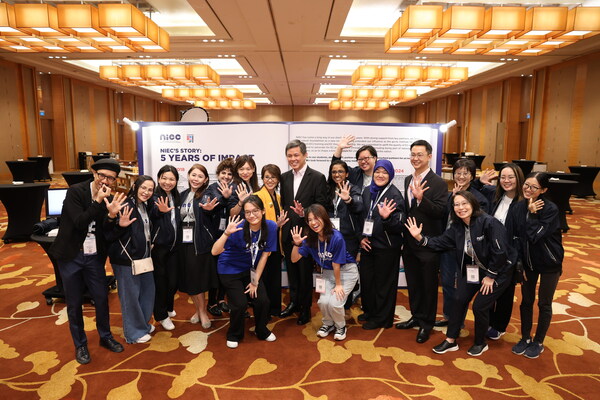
[120,240,154,275]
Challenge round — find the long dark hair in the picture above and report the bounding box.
[128,175,155,204]
[327,160,349,201]
[242,195,268,249]
[450,190,484,225]
[233,155,260,192]
[495,163,524,204]
[156,165,180,207]
[304,204,334,248]
[188,164,210,199]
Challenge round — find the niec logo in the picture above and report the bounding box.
[159,133,182,143]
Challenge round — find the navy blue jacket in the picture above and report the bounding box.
[331,155,368,189]
[179,188,218,255]
[205,181,231,234]
[150,193,180,250]
[360,184,405,250]
[328,182,364,241]
[513,196,564,273]
[419,212,511,285]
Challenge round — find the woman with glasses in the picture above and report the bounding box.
[472,163,524,340]
[512,172,564,359]
[437,159,490,327]
[332,134,378,192]
[359,159,405,330]
[211,195,278,349]
[179,164,219,329]
[254,164,289,317]
[205,158,236,317]
[229,155,261,217]
[405,191,511,357]
[291,204,359,341]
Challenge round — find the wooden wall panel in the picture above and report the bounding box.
[93,86,111,152]
[50,75,68,171]
[71,82,94,154]
[577,56,600,166]
[0,61,25,179]
[20,66,40,157]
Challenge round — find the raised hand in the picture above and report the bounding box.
[276,210,289,228]
[95,184,112,203]
[337,134,356,150]
[105,192,127,217]
[235,185,249,203]
[200,196,219,211]
[225,215,243,236]
[155,196,174,213]
[452,182,466,194]
[377,197,397,220]
[291,226,307,246]
[118,205,137,228]
[528,198,545,214]
[410,179,430,202]
[480,169,497,185]
[336,181,351,202]
[404,217,423,239]
[218,181,233,199]
[290,200,305,217]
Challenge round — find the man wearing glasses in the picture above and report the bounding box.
[50,158,126,364]
[395,140,447,344]
[332,135,378,192]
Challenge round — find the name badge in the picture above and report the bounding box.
[314,274,326,294]
[250,268,258,286]
[362,219,374,236]
[83,234,97,255]
[182,227,193,243]
[219,217,227,231]
[330,217,340,231]
[466,264,480,284]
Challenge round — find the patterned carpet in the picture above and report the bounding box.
[1,193,599,399]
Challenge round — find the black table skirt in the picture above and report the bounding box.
[62,171,93,186]
[27,156,52,181]
[6,160,37,183]
[512,160,537,177]
[568,166,600,198]
[545,179,577,232]
[0,183,50,242]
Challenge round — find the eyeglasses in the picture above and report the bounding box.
[263,176,278,182]
[96,172,117,183]
[245,209,262,216]
[331,170,346,175]
[500,176,516,181]
[523,183,541,191]
[453,202,469,208]
[410,153,427,159]
[357,156,375,163]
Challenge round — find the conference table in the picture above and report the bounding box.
[512,159,537,176]
[443,152,460,166]
[62,171,93,186]
[463,154,486,170]
[545,179,578,233]
[493,162,508,172]
[0,183,50,242]
[27,156,52,181]
[545,172,580,214]
[568,166,600,198]
[5,160,37,183]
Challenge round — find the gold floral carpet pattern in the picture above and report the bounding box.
[1,197,599,400]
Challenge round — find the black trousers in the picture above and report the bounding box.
[262,250,283,315]
[151,245,179,321]
[220,271,271,342]
[58,252,112,348]
[208,254,226,306]
[403,248,440,331]
[520,269,560,343]
[359,246,401,327]
[283,241,314,317]
[489,266,516,332]
[447,273,511,345]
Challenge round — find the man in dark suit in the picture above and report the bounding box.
[396,140,447,343]
[280,139,330,324]
[50,158,126,364]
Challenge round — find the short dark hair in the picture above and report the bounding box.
[450,190,483,225]
[526,171,550,189]
[410,140,432,155]
[304,204,334,248]
[285,139,307,154]
[261,164,282,190]
[452,158,476,181]
[216,157,235,175]
[355,145,377,160]
[241,195,268,249]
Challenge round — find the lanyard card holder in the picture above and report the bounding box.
[314,272,326,294]
[83,234,97,255]
[330,217,341,231]
[182,222,194,243]
[362,219,374,236]
[466,264,480,284]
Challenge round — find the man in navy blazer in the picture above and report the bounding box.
[280,139,330,324]
[396,140,448,344]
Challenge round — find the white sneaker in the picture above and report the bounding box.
[190,313,199,324]
[149,324,156,334]
[168,310,176,318]
[226,340,238,349]
[333,326,347,341]
[265,333,277,342]
[136,334,151,343]
[317,325,335,338]
[160,317,175,331]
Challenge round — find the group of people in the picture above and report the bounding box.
[50,135,564,364]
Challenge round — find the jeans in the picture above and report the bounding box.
[318,263,359,328]
[113,264,155,343]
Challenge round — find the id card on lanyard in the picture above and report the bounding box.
[249,230,261,285]
[363,184,391,236]
[466,265,480,283]
[332,196,341,231]
[182,224,193,243]
[314,273,326,294]
[83,220,97,255]
[315,241,327,293]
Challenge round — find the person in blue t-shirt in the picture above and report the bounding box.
[291,204,359,341]
[211,195,277,349]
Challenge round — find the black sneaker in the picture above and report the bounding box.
[432,340,459,354]
[207,304,223,317]
[316,324,335,338]
[512,337,532,355]
[219,302,231,313]
[333,326,347,341]
[467,343,489,356]
[524,341,544,359]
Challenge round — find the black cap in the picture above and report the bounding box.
[91,158,120,174]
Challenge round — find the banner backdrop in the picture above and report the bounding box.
[137,121,443,288]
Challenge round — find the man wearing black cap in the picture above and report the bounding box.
[50,158,127,364]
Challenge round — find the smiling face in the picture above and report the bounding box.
[263,171,279,192]
[330,164,348,184]
[188,167,207,191]
[453,167,472,188]
[523,177,547,201]
[452,194,473,223]
[218,168,233,185]
[410,145,432,174]
[286,146,308,172]
[237,162,255,183]
[243,201,265,228]
[158,171,177,194]
[307,212,324,236]
[373,166,390,187]
[499,167,518,195]
[356,149,376,174]
[137,180,155,203]
[93,169,117,191]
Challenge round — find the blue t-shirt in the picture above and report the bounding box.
[217,219,278,274]
[298,229,356,270]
